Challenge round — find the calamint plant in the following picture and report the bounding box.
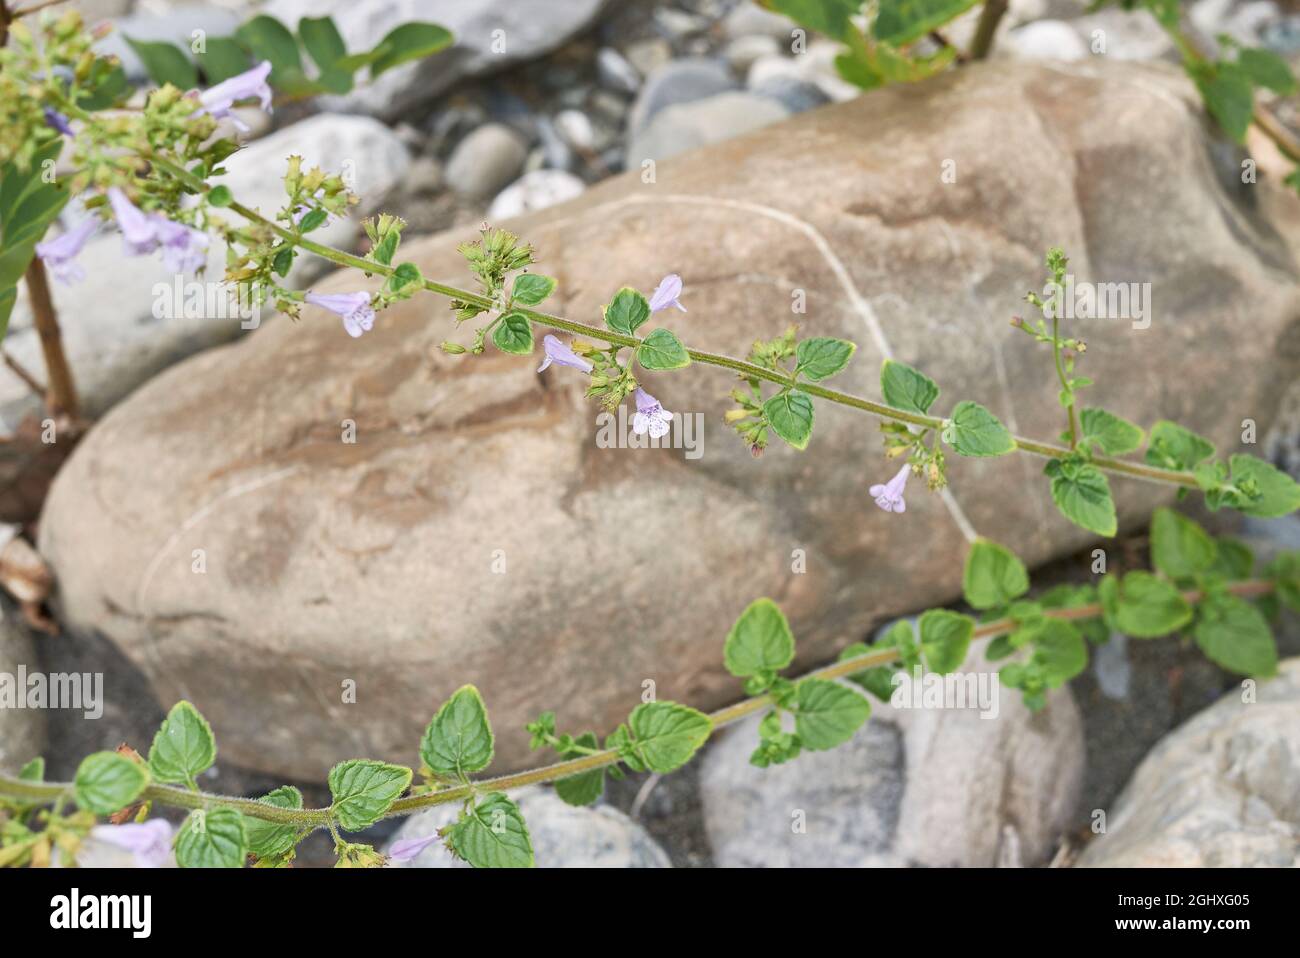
[0,7,1298,867]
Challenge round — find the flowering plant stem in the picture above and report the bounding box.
[0,576,1276,829]
[142,153,1199,492]
[22,257,78,418]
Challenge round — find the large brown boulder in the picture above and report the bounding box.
[37,60,1300,779]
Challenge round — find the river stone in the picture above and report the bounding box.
[1078,658,1300,867]
[0,613,45,773]
[260,0,607,120]
[628,91,790,164]
[699,647,1084,867]
[386,787,670,868]
[37,61,1300,780]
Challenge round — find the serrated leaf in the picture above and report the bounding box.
[624,701,712,773]
[1099,571,1192,638]
[1150,507,1215,580]
[1144,420,1215,471]
[492,312,534,355]
[74,752,149,815]
[795,337,855,381]
[793,678,870,750]
[148,700,216,786]
[243,785,303,860]
[553,733,605,807]
[511,272,556,306]
[176,808,246,869]
[919,609,974,674]
[874,0,980,44]
[1193,593,1277,677]
[444,792,533,868]
[1227,454,1300,518]
[420,685,495,778]
[764,390,815,450]
[880,359,939,414]
[962,538,1029,610]
[636,327,690,370]
[946,400,1014,457]
[1027,619,1087,687]
[724,598,796,680]
[1048,460,1117,536]
[1079,407,1144,456]
[1210,537,1254,580]
[327,760,412,831]
[603,287,650,335]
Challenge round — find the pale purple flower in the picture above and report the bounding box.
[156,217,210,274]
[387,834,440,864]
[193,60,273,131]
[537,334,593,374]
[44,107,74,137]
[648,274,686,313]
[869,463,912,514]
[107,186,160,255]
[632,387,672,439]
[35,218,97,284]
[90,819,173,868]
[306,290,375,337]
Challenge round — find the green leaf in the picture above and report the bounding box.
[1210,537,1254,580]
[511,272,556,306]
[124,36,199,89]
[1099,571,1193,638]
[1226,454,1300,518]
[366,22,455,78]
[1193,593,1277,677]
[725,598,796,681]
[197,36,251,85]
[767,0,859,39]
[148,701,216,786]
[327,760,412,831]
[243,785,303,860]
[420,685,495,778]
[603,287,650,335]
[297,208,329,233]
[299,16,347,72]
[1144,420,1214,471]
[236,15,303,88]
[880,359,939,415]
[623,701,712,773]
[962,538,1030,610]
[793,678,871,750]
[1150,507,1215,579]
[176,808,246,869]
[491,312,534,355]
[207,185,233,208]
[874,0,980,45]
[18,757,44,781]
[553,733,605,807]
[763,390,815,450]
[444,792,533,868]
[841,619,917,700]
[946,400,1014,457]
[1047,460,1117,536]
[1265,552,1300,612]
[1195,63,1255,143]
[795,337,855,381]
[636,328,690,370]
[919,609,974,674]
[1079,407,1144,456]
[1237,47,1297,95]
[74,752,150,815]
[1028,619,1087,687]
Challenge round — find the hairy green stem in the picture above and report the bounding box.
[143,155,1201,491]
[0,578,1276,829]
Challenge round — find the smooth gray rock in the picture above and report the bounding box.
[261,0,608,120]
[1078,658,1300,867]
[1004,20,1092,61]
[700,651,1084,867]
[628,58,738,137]
[387,787,671,868]
[488,169,586,220]
[596,47,641,94]
[628,91,789,164]
[750,74,831,113]
[444,123,529,199]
